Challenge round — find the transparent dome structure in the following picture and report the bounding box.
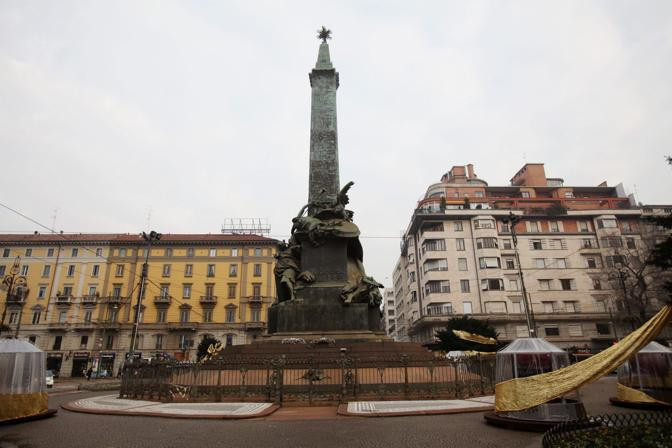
[493,338,586,424]
[617,341,672,404]
[0,338,48,422]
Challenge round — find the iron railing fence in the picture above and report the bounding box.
[119,354,496,404]
[542,411,672,448]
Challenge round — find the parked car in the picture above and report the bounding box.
[45,370,54,388]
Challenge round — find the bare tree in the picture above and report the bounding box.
[603,225,672,330]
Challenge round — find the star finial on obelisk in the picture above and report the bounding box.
[317,26,332,43]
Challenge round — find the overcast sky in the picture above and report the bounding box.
[1,1,672,285]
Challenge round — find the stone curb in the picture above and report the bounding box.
[60,402,280,420]
[336,403,494,418]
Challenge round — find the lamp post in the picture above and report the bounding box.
[128,231,161,361]
[0,257,28,337]
[503,212,536,338]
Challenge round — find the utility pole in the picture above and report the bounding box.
[127,231,161,361]
[1,257,28,337]
[504,212,536,338]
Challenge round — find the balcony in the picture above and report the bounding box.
[103,295,123,305]
[81,295,98,305]
[168,322,198,332]
[154,296,171,306]
[73,322,96,331]
[248,296,263,304]
[55,295,73,305]
[426,306,454,317]
[6,294,26,305]
[199,296,218,305]
[47,322,68,331]
[245,321,266,331]
[98,322,121,332]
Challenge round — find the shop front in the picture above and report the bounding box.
[71,352,90,377]
[98,352,115,377]
[47,352,63,377]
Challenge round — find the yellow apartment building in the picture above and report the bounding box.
[0,233,277,377]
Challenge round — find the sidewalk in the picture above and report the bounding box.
[50,378,121,393]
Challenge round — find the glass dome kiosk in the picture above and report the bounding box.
[484,338,587,431]
[610,341,672,409]
[0,338,56,424]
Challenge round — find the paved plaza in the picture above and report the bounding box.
[0,376,641,448]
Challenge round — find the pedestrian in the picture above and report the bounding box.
[86,367,93,380]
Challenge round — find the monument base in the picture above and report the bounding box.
[267,286,382,335]
[263,330,389,344]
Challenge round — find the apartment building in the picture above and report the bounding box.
[0,233,277,377]
[392,163,670,348]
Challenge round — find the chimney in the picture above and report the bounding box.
[466,164,475,179]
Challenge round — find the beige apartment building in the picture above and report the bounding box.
[0,233,277,377]
[392,163,671,349]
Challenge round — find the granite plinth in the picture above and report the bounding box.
[268,290,381,334]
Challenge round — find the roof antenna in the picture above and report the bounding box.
[146,206,152,232]
[50,208,58,234]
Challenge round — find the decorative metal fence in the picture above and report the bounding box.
[119,354,496,404]
[542,411,672,448]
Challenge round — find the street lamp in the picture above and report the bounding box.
[0,257,29,338]
[128,230,161,361]
[502,212,536,338]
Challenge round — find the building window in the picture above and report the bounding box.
[187,248,194,257]
[205,284,214,298]
[207,264,215,277]
[2,248,10,257]
[231,248,239,256]
[564,301,578,312]
[480,279,504,291]
[37,286,47,298]
[601,237,623,248]
[109,308,118,322]
[0,266,5,276]
[597,219,617,229]
[423,259,448,273]
[25,248,32,257]
[156,310,166,323]
[165,248,173,257]
[115,264,124,276]
[425,280,450,294]
[622,221,632,232]
[229,264,238,277]
[84,311,92,323]
[253,264,262,276]
[531,240,542,250]
[476,237,498,249]
[479,257,501,269]
[534,258,546,269]
[501,222,511,233]
[88,285,97,296]
[185,264,193,277]
[554,258,567,269]
[463,301,473,314]
[457,258,468,271]
[605,255,626,268]
[91,265,100,277]
[41,265,51,278]
[254,248,262,257]
[454,221,463,231]
[31,311,41,324]
[226,309,236,323]
[155,335,164,350]
[71,248,78,257]
[579,221,590,233]
[162,264,171,277]
[505,258,515,269]
[251,309,261,322]
[560,279,575,290]
[105,335,114,350]
[227,283,236,299]
[160,284,170,298]
[521,191,530,198]
[484,301,507,313]
[626,238,636,249]
[549,221,559,232]
[544,326,560,337]
[508,279,519,291]
[592,278,602,290]
[80,335,88,348]
[543,301,556,313]
[209,248,217,257]
[529,222,540,232]
[538,279,553,290]
[203,310,213,323]
[474,219,495,229]
[119,248,127,257]
[456,239,465,251]
[502,239,512,249]
[252,284,261,298]
[511,301,522,313]
[586,257,598,269]
[460,279,470,293]
[422,239,446,253]
[53,335,62,350]
[58,311,67,323]
[180,309,190,323]
[596,323,611,335]
[183,284,191,299]
[95,248,103,257]
[568,324,583,337]
[46,248,54,257]
[21,265,29,276]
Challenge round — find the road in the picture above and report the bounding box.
[0,377,631,448]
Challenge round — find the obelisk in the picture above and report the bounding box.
[308,28,340,205]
